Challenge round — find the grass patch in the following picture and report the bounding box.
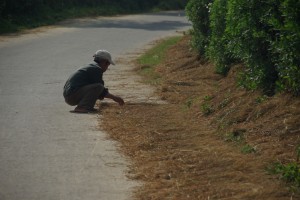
[137,36,182,84]
[138,65,161,85]
[224,130,258,155]
[201,103,214,116]
[201,95,214,116]
[224,131,244,143]
[138,36,182,67]
[255,95,268,104]
[184,97,194,109]
[241,144,256,154]
[267,144,300,192]
[268,162,300,191]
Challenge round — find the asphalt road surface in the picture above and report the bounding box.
[0,11,191,200]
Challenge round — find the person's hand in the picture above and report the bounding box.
[113,96,125,106]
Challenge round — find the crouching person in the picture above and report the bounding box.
[63,50,124,113]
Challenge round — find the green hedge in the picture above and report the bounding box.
[207,0,232,75]
[269,0,300,95]
[226,0,278,95]
[186,0,300,96]
[185,0,212,55]
[0,0,187,34]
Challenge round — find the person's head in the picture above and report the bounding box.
[93,50,115,72]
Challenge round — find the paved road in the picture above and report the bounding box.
[0,11,190,200]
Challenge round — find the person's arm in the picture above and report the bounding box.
[105,92,125,106]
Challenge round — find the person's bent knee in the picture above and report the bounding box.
[64,97,77,106]
[92,83,104,91]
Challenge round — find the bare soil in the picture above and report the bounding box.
[100,35,300,199]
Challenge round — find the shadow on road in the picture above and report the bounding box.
[58,11,191,31]
[143,11,187,17]
[61,20,190,31]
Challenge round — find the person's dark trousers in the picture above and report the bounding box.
[64,83,104,109]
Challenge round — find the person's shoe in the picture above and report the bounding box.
[70,106,97,113]
[86,107,97,112]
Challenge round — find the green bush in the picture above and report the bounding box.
[268,0,300,95]
[225,0,278,95]
[187,0,299,95]
[0,0,187,34]
[186,0,212,54]
[207,0,233,75]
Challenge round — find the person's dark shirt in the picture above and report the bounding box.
[63,63,108,97]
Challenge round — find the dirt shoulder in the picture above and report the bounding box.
[100,35,300,199]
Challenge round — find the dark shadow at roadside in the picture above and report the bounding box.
[58,11,191,31]
[143,10,186,17]
[60,20,190,31]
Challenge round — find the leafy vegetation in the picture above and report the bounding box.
[0,0,187,34]
[267,145,300,191]
[241,144,256,154]
[269,162,300,190]
[201,103,214,115]
[270,0,300,95]
[201,95,214,115]
[186,0,300,96]
[207,0,232,75]
[185,0,212,55]
[255,95,268,104]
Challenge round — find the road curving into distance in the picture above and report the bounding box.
[0,11,191,200]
